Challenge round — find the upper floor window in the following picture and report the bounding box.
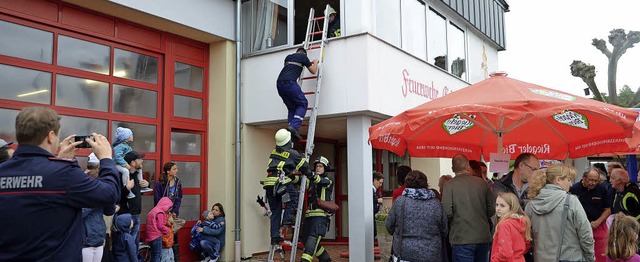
[401,1,426,60]
[242,0,341,54]
[448,22,466,78]
[426,8,447,71]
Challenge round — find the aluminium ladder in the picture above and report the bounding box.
[267,4,331,262]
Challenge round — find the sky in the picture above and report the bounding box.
[498,0,640,98]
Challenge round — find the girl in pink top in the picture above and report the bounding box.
[606,213,640,262]
[146,197,172,262]
[491,192,532,262]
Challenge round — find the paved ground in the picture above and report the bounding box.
[247,244,387,261]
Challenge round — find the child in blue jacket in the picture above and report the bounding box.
[112,213,137,262]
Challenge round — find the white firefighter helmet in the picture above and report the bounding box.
[324,6,336,16]
[275,129,291,146]
[314,156,330,170]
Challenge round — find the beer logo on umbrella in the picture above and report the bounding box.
[553,110,589,129]
[443,114,476,135]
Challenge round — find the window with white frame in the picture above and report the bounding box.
[448,22,466,79]
[374,1,401,47]
[401,0,426,60]
[427,8,447,71]
[241,0,289,53]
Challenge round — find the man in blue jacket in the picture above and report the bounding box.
[0,106,120,261]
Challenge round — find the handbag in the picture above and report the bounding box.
[315,199,339,213]
[173,217,186,233]
[391,197,407,262]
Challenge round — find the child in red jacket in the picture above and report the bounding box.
[491,192,532,262]
[146,197,173,262]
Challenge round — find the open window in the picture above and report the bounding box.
[294,0,341,45]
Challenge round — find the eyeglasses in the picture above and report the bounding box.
[523,162,540,171]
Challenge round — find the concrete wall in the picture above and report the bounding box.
[108,0,236,40]
[207,40,236,262]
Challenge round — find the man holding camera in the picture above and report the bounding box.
[0,106,120,261]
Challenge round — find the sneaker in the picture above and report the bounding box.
[126,191,135,199]
[140,187,153,193]
[202,257,211,262]
[286,126,303,142]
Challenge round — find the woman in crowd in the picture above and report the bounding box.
[491,192,532,262]
[606,213,640,262]
[385,170,448,261]
[525,164,595,262]
[154,162,183,262]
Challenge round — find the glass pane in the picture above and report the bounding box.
[56,75,109,112]
[114,49,158,84]
[171,132,201,156]
[401,1,426,60]
[0,64,51,104]
[175,161,201,188]
[250,0,288,51]
[173,95,202,120]
[0,20,53,63]
[375,1,401,47]
[112,122,157,153]
[427,9,448,70]
[139,159,157,225]
[0,108,19,142]
[174,62,203,92]
[140,195,154,225]
[59,115,108,140]
[448,23,466,79]
[179,194,201,221]
[113,85,158,118]
[57,35,110,75]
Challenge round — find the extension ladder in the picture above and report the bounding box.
[267,4,331,262]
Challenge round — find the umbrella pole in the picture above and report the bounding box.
[497,133,503,154]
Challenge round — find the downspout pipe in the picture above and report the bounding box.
[234,0,242,260]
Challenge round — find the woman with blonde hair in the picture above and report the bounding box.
[606,213,640,262]
[524,164,595,262]
[491,192,532,262]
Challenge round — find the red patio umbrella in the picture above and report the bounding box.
[369,73,640,160]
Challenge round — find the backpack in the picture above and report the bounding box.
[188,223,202,251]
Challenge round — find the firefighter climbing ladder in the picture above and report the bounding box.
[267,4,331,262]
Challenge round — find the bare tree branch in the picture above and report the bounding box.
[592,38,612,58]
[570,60,605,102]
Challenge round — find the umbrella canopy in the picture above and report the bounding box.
[369,73,640,160]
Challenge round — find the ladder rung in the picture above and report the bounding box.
[303,91,315,95]
[301,123,309,127]
[308,45,321,50]
[307,107,313,111]
[310,31,323,36]
[302,76,317,80]
[312,17,325,21]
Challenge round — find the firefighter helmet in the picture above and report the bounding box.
[275,129,291,146]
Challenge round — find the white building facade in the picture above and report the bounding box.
[240,0,508,259]
[0,0,508,260]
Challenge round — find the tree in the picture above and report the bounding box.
[570,29,640,106]
[617,85,634,108]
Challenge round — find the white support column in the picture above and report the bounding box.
[347,115,374,261]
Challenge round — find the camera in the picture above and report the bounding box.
[74,135,94,148]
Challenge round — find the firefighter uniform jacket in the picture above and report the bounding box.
[264,145,311,188]
[0,145,120,261]
[306,174,334,217]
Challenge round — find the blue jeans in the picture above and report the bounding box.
[150,238,162,262]
[265,183,298,242]
[276,81,308,129]
[131,215,140,250]
[200,239,221,258]
[452,243,490,262]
